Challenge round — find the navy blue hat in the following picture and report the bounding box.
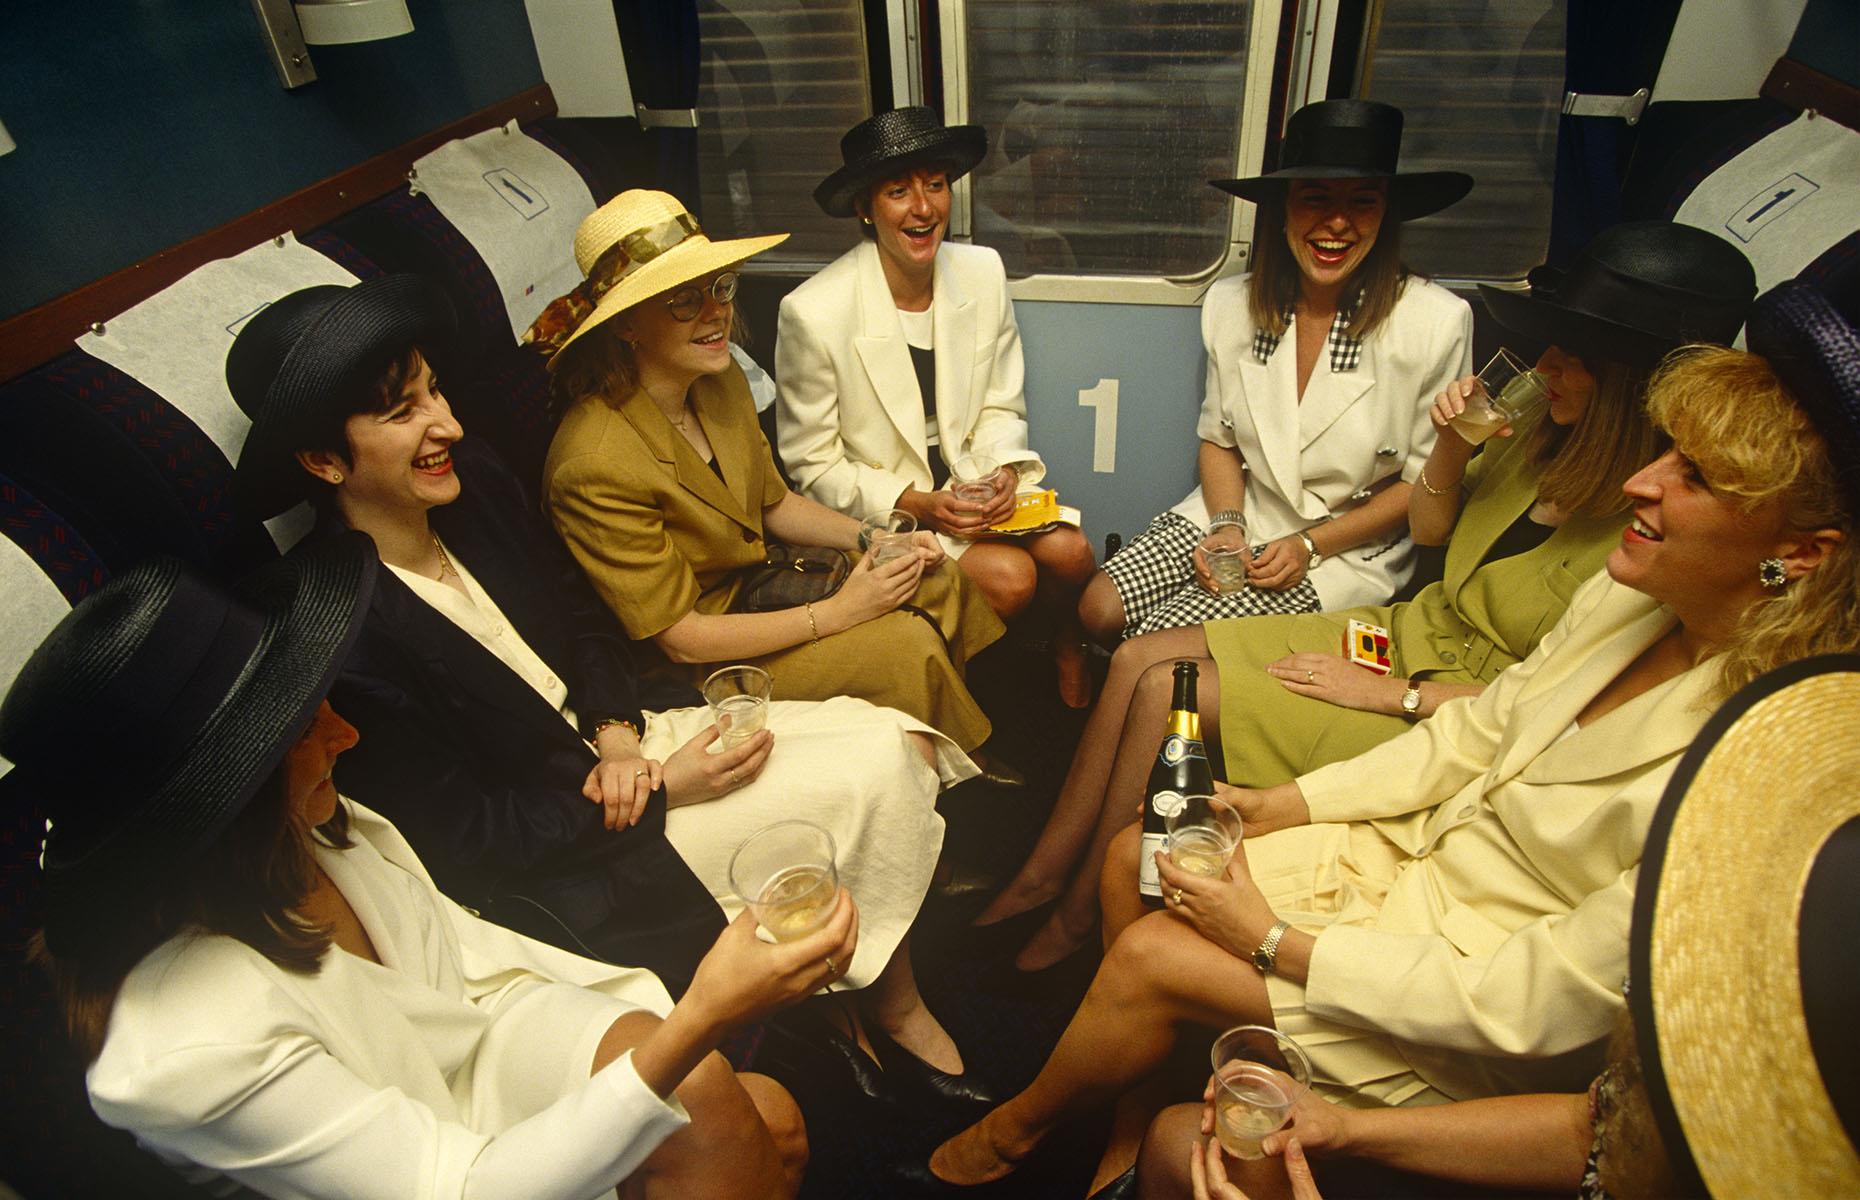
[1746,280,1860,511]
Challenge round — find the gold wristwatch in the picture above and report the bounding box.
[1251,919,1291,974]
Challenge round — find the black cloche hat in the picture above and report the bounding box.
[227,274,455,520]
[1210,99,1472,221]
[0,535,376,955]
[1629,655,1860,1197]
[814,106,989,218]
[1746,279,1860,511]
[1479,222,1757,369]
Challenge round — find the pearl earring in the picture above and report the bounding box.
[330,471,343,484]
[1758,557,1788,589]
[861,216,873,226]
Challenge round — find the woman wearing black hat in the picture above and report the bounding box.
[976,98,1473,968]
[228,273,990,1105]
[3,540,839,1198]
[776,106,1100,706]
[1196,222,1756,790]
[928,280,1859,1188]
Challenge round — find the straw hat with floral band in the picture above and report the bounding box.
[1209,98,1472,222]
[0,533,377,956]
[227,273,457,521]
[1626,653,1860,1198]
[1478,222,1758,371]
[813,106,988,219]
[524,189,788,363]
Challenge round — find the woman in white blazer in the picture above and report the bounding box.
[3,538,854,1200]
[926,281,1860,1189]
[778,107,1099,706]
[976,99,1473,970]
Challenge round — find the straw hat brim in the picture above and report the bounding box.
[550,231,790,364]
[1629,654,1860,1198]
[1209,168,1473,222]
[25,533,377,953]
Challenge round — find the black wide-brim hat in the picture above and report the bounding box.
[1209,99,1472,221]
[1479,222,1757,370]
[227,274,456,520]
[1629,655,1860,1198]
[0,533,376,955]
[814,106,989,218]
[1745,279,1860,511]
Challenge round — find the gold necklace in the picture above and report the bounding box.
[644,382,693,431]
[431,532,457,581]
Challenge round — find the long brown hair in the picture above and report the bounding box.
[1527,359,1664,518]
[1244,186,1410,340]
[31,778,352,1063]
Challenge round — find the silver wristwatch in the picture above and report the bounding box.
[1400,681,1423,720]
[1295,530,1322,571]
[1251,919,1291,974]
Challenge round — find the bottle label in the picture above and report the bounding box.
[1150,789,1188,820]
[1138,830,1168,896]
[1158,734,1190,766]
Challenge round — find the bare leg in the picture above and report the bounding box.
[930,912,1273,1184]
[1137,1102,1295,1200]
[1090,1075,1178,1194]
[1026,526,1099,707]
[958,542,1039,621]
[596,1012,797,1199]
[1078,568,1128,645]
[861,933,963,1073]
[1012,651,1222,970]
[975,625,1212,928]
[1100,822,1149,948]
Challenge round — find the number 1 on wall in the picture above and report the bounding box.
[1079,378,1119,473]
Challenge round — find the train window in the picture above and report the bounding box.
[1360,0,1568,280]
[695,0,874,264]
[947,1,1256,282]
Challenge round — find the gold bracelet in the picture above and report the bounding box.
[591,717,639,741]
[804,600,820,645]
[1417,465,1459,496]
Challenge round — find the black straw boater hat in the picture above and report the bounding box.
[1746,279,1860,511]
[814,106,989,218]
[0,534,376,955]
[1629,655,1860,1198]
[227,274,456,520]
[1209,99,1472,221]
[1479,222,1757,370]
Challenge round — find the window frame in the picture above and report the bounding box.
[936,0,1290,306]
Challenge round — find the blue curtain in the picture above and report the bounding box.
[612,0,703,214]
[1547,0,1683,264]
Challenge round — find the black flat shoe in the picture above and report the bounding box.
[1087,1165,1138,1200]
[869,1024,999,1109]
[969,747,1028,789]
[760,1005,890,1104]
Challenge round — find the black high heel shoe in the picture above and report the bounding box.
[868,1023,999,1109]
[760,1003,890,1103]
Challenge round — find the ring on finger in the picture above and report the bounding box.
[1306,669,1315,683]
[728,768,741,785]
[633,768,647,777]
[1171,888,1185,905]
[824,956,839,975]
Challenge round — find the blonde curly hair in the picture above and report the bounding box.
[1647,345,1858,698]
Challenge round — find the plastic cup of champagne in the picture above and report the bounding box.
[1199,518,1251,595]
[1446,347,1549,446]
[729,819,840,943]
[1209,1026,1311,1160]
[949,454,1003,509]
[1164,793,1242,878]
[702,664,772,751]
[859,508,918,566]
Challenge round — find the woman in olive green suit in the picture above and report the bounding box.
[1210,222,1756,785]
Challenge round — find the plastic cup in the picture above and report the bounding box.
[1447,347,1549,446]
[950,454,1003,506]
[1164,793,1242,877]
[702,664,772,750]
[1210,1026,1311,1160]
[1199,519,1251,595]
[729,820,839,942]
[859,508,918,566]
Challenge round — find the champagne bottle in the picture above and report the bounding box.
[1139,661,1215,906]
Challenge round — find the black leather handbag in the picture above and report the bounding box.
[733,543,852,612]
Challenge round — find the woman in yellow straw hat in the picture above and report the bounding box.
[535,189,1005,755]
[927,280,1860,1188]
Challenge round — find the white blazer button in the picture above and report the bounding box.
[1220,418,1235,429]
[1377,445,1398,457]
[1350,488,1371,502]
[1441,650,1457,664]
[1459,805,1476,819]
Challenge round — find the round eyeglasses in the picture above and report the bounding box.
[664,271,740,322]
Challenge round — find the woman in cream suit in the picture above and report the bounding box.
[778,107,1098,706]
[977,99,1472,970]
[927,281,1860,1188]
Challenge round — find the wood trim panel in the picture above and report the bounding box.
[0,85,556,383]
[1762,58,1860,134]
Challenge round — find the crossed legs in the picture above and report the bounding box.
[960,528,1099,706]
